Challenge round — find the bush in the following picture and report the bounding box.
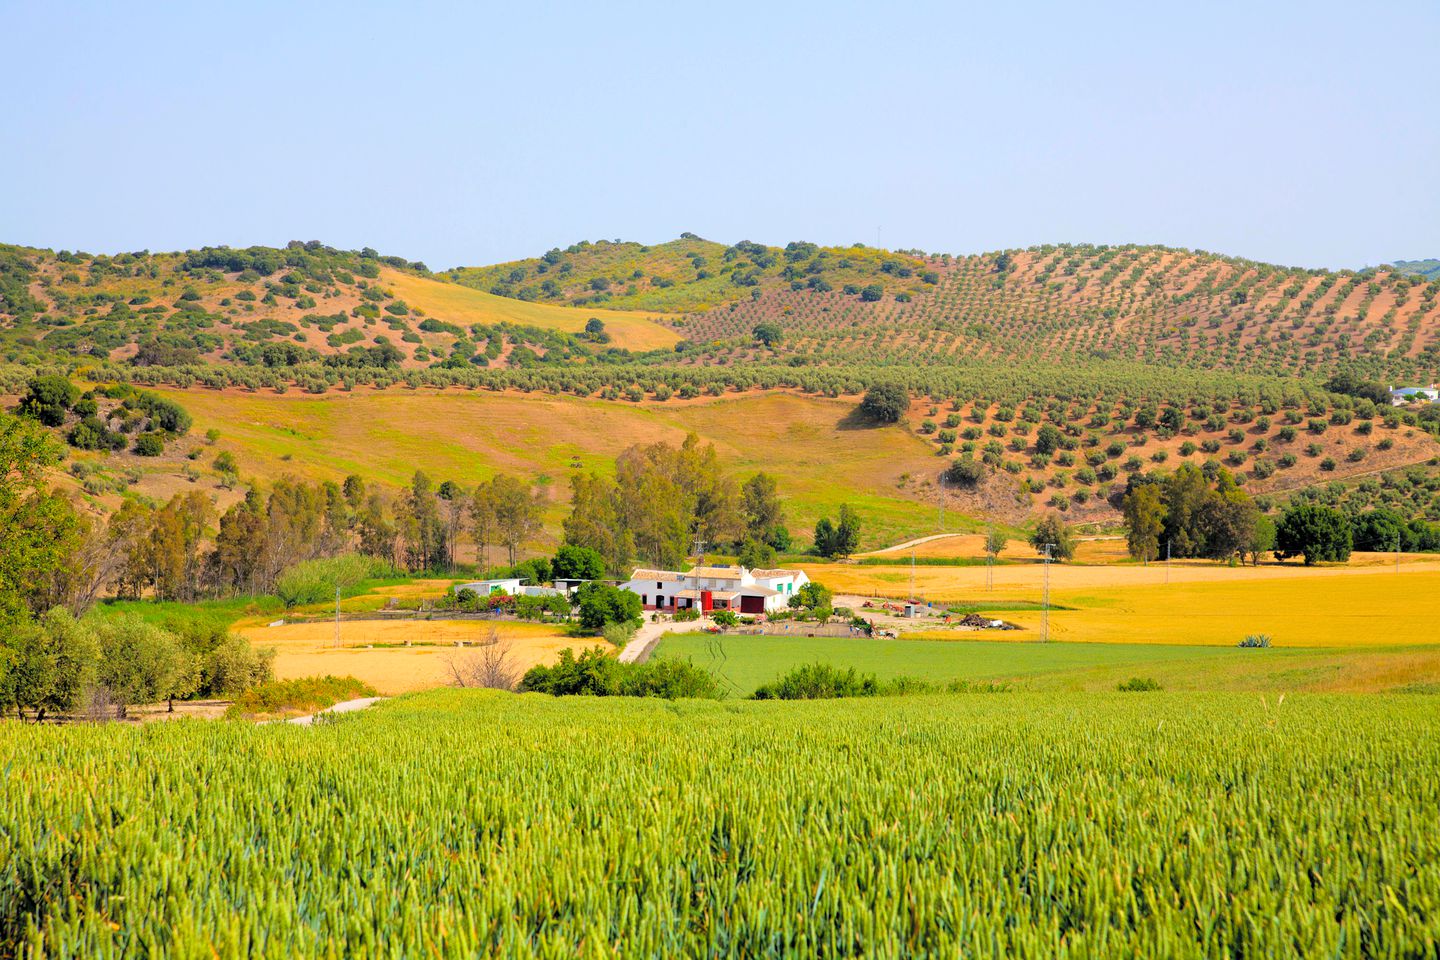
[225,675,376,719]
[275,554,387,608]
[1116,677,1162,692]
[859,382,909,423]
[1238,634,1272,648]
[942,456,985,488]
[753,662,879,700]
[520,646,718,699]
[576,582,642,631]
[205,635,276,696]
[132,432,165,457]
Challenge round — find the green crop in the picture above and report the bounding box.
[3,691,1438,957]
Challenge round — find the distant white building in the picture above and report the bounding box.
[455,578,570,600]
[619,564,809,615]
[1389,384,1439,406]
[456,578,524,596]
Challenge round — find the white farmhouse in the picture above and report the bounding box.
[1389,384,1440,406]
[619,564,810,615]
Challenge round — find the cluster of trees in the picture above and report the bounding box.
[1122,462,1434,566]
[16,376,191,456]
[562,435,789,573]
[1121,464,1274,564]
[812,506,861,559]
[0,610,273,721]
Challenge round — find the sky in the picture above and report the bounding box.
[2,0,1436,271]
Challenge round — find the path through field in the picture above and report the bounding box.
[620,618,715,664]
[286,697,387,726]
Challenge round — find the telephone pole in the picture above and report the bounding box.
[1041,542,1053,643]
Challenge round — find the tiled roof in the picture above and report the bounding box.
[688,566,745,580]
[749,568,802,579]
[630,569,685,583]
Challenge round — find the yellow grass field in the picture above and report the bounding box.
[153,388,945,550]
[381,269,681,351]
[233,617,576,695]
[804,556,1440,648]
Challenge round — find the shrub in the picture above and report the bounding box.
[225,675,377,719]
[275,554,386,608]
[1238,634,1272,648]
[1117,677,1162,692]
[859,383,909,423]
[753,663,880,700]
[132,432,165,457]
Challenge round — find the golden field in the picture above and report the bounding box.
[805,553,1440,649]
[380,269,681,351]
[232,617,576,695]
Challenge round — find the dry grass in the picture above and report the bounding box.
[381,269,681,351]
[233,618,576,695]
[151,388,946,550]
[807,557,1440,649]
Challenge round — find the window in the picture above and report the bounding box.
[641,595,648,605]
[656,581,663,589]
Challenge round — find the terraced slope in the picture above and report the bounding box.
[673,245,1440,380]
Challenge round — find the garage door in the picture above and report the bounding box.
[740,595,765,614]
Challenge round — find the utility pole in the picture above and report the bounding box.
[334,585,341,649]
[910,549,917,603]
[1041,542,1053,643]
[985,527,995,592]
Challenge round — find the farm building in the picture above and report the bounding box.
[619,564,809,614]
[455,579,569,599]
[1389,384,1439,405]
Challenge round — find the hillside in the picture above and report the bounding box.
[1395,259,1440,282]
[443,235,932,313]
[0,242,676,378]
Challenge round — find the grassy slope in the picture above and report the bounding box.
[655,631,1440,695]
[379,269,680,351]
[154,387,946,550]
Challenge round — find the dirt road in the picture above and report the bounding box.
[619,618,714,665]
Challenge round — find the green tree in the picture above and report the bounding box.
[0,413,79,624]
[0,608,99,721]
[1035,423,1064,456]
[813,517,837,558]
[984,529,1008,559]
[1029,514,1076,561]
[17,375,78,427]
[752,322,784,348]
[859,383,909,423]
[95,615,200,716]
[1122,483,1165,562]
[741,472,786,545]
[1275,504,1352,566]
[738,538,776,569]
[575,583,642,632]
[834,505,861,559]
[552,544,605,580]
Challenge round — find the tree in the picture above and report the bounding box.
[437,480,468,569]
[1122,483,1165,562]
[0,413,80,624]
[575,583,642,632]
[17,375,78,427]
[752,322,784,348]
[942,457,984,489]
[1275,504,1352,566]
[489,474,544,566]
[834,505,861,559]
[741,472,786,546]
[1352,508,1410,552]
[552,544,605,581]
[813,517,837,558]
[0,608,99,721]
[1035,423,1064,456]
[1029,514,1075,561]
[94,615,199,716]
[789,581,833,612]
[584,317,605,335]
[738,538,776,569]
[859,383,908,423]
[859,284,883,302]
[984,529,1008,559]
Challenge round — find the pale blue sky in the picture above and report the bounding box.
[2,0,1435,270]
